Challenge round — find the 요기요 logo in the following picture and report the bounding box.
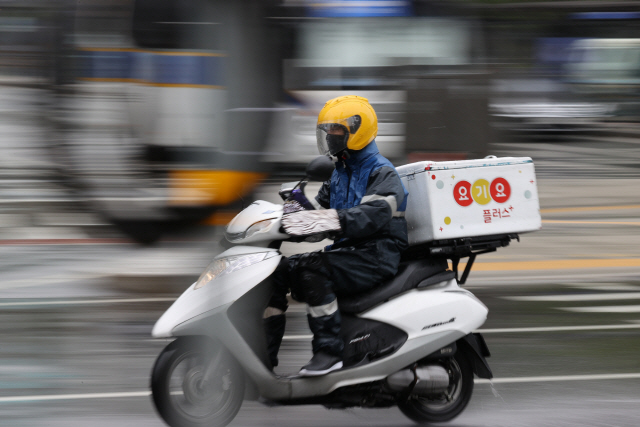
[453,178,511,206]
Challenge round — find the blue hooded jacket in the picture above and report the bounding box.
[315,141,409,250]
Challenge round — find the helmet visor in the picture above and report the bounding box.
[316,124,349,156]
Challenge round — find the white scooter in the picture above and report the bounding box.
[150,156,503,427]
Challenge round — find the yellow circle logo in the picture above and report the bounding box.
[444,217,451,225]
[471,179,492,205]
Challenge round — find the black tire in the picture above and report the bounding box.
[151,337,244,427]
[398,352,474,424]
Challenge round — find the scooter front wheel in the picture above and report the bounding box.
[398,352,474,424]
[151,337,244,427]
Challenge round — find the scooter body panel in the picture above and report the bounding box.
[152,246,281,338]
[360,280,488,339]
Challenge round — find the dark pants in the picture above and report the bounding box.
[266,240,402,360]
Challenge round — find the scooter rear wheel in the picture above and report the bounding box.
[398,352,474,424]
[151,337,244,427]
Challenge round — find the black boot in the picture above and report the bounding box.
[299,351,343,376]
[300,310,343,376]
[263,313,286,369]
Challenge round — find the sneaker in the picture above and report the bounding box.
[299,352,343,377]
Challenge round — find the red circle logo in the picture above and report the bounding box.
[453,181,473,207]
[490,177,511,203]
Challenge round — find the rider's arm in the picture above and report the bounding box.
[337,166,406,239]
[283,168,405,239]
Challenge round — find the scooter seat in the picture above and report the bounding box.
[338,258,453,314]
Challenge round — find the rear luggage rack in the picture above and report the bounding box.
[402,234,518,285]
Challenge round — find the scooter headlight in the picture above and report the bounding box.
[194,252,278,289]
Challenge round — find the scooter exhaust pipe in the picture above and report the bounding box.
[385,365,450,395]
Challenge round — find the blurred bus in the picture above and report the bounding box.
[58,0,279,243]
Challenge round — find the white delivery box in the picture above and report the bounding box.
[396,157,541,245]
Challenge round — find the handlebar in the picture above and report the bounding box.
[280,181,315,211]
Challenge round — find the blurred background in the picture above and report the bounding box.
[1,0,640,426]
[2,0,640,244]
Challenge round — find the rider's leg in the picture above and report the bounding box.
[292,253,343,376]
[263,311,286,369]
[263,257,292,369]
[300,269,343,356]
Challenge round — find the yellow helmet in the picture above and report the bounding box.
[316,95,378,156]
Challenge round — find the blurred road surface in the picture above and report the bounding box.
[1,260,640,427]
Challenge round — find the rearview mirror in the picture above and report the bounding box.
[305,155,335,182]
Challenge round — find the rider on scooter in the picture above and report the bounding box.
[264,95,409,376]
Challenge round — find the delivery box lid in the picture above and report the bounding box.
[396,156,534,177]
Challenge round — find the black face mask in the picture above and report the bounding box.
[326,133,349,156]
